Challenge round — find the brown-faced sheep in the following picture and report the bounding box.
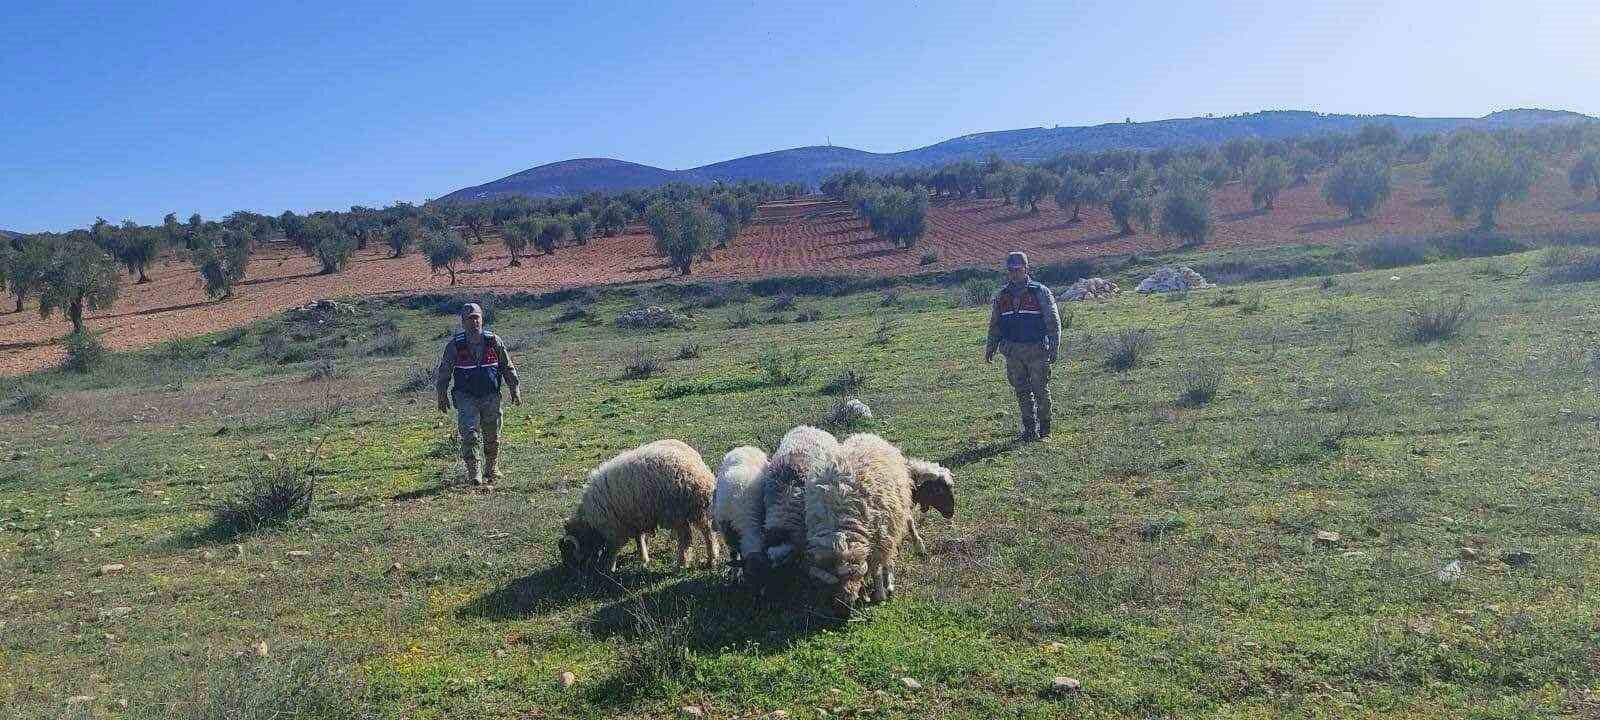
[904,458,956,555]
[747,425,841,586]
[558,439,718,573]
[713,446,768,565]
[804,432,913,617]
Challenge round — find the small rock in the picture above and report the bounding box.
[1050,676,1082,695]
[252,639,269,657]
[679,707,704,718]
[900,677,922,691]
[115,698,129,710]
[557,670,576,688]
[99,606,133,620]
[1452,609,1474,619]
[1312,530,1341,547]
[200,550,216,561]
[1501,548,1536,567]
[1458,546,1479,560]
[286,550,312,560]
[386,562,402,574]
[97,563,126,576]
[1043,641,1067,653]
[66,695,96,704]
[769,712,790,720]
[873,689,891,701]
[232,544,245,559]
[493,648,507,658]
[1436,560,1464,583]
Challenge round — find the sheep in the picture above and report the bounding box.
[803,432,914,617]
[904,458,957,555]
[712,445,769,565]
[746,425,840,585]
[558,439,719,573]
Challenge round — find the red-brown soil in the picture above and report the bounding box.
[3,163,1596,375]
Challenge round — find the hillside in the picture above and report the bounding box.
[5,157,1597,376]
[0,229,19,239]
[439,108,1595,201]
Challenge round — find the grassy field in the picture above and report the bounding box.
[3,244,1599,719]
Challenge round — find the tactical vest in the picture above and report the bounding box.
[451,332,503,397]
[995,282,1049,343]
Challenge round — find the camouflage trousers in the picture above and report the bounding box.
[1000,340,1052,433]
[452,390,502,463]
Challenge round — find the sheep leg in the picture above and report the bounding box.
[635,533,650,566]
[907,516,927,556]
[674,522,693,567]
[697,517,719,567]
[885,566,896,599]
[867,558,887,603]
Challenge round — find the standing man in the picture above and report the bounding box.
[984,251,1062,442]
[437,303,521,485]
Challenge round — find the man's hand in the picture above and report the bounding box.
[437,395,450,414]
[984,348,995,364]
[1046,342,1058,364]
[510,387,522,405]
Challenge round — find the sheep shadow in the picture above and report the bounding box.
[459,564,672,620]
[1295,216,1369,234]
[983,210,1036,224]
[940,439,1018,468]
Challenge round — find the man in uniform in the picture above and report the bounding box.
[984,251,1062,442]
[436,303,521,485]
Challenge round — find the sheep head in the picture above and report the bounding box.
[907,458,956,519]
[558,519,608,571]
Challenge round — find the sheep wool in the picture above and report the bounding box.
[804,433,914,616]
[713,446,769,563]
[755,425,841,570]
[559,439,718,572]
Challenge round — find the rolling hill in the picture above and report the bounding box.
[439,108,1594,202]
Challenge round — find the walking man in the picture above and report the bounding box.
[436,303,521,485]
[984,251,1062,442]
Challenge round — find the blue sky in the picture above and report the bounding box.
[3,0,1596,232]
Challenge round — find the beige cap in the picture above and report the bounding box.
[1006,251,1028,268]
[460,302,483,318]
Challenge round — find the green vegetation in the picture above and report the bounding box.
[1246,156,1290,210]
[1433,135,1537,230]
[1322,150,1393,220]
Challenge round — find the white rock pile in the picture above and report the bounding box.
[289,298,354,320]
[615,305,691,329]
[1135,266,1211,294]
[1057,277,1121,301]
[825,397,873,425]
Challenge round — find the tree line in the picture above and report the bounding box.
[821,121,1600,250]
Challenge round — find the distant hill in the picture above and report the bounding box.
[440,108,1595,202]
[0,229,21,240]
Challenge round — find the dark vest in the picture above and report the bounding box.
[995,282,1048,343]
[451,332,503,397]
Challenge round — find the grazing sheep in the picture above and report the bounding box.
[804,432,914,617]
[558,439,718,573]
[712,446,769,565]
[747,425,840,584]
[904,458,957,555]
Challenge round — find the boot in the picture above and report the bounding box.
[1038,416,1051,439]
[1014,425,1039,443]
[482,441,500,484]
[462,456,481,486]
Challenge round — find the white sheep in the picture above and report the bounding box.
[804,432,914,617]
[712,445,769,565]
[558,439,719,572]
[747,425,840,584]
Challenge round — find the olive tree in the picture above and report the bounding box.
[301,217,355,273]
[569,211,595,245]
[1321,150,1392,220]
[986,167,1024,205]
[4,237,50,313]
[1157,178,1212,246]
[862,186,929,249]
[1016,168,1061,213]
[535,216,568,255]
[643,199,716,275]
[709,192,742,249]
[1053,169,1100,221]
[38,237,122,334]
[1103,173,1154,235]
[1432,138,1536,229]
[385,222,418,258]
[1221,137,1262,179]
[502,218,536,266]
[1246,156,1290,210]
[113,222,162,283]
[190,226,253,300]
[423,229,472,285]
[1568,147,1600,204]
[598,201,630,237]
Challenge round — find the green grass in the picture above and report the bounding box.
[2,249,1599,719]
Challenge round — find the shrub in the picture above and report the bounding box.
[1322,150,1392,219]
[210,465,316,536]
[553,302,592,324]
[624,346,661,378]
[1404,296,1473,343]
[1176,367,1221,407]
[1318,275,1338,291]
[306,356,341,381]
[1247,419,1339,467]
[63,331,108,373]
[1246,156,1290,210]
[879,288,902,307]
[1157,179,1212,246]
[1537,247,1600,285]
[727,306,757,329]
[700,283,751,309]
[1101,329,1155,372]
[1358,238,1428,269]
[7,386,53,413]
[174,647,373,720]
[674,341,701,360]
[919,251,938,266]
[758,349,811,386]
[821,367,868,395]
[1433,137,1536,229]
[763,292,796,312]
[396,365,434,393]
[535,216,569,254]
[1570,148,1600,204]
[823,396,873,429]
[1239,292,1265,315]
[368,333,416,357]
[868,318,898,346]
[959,278,996,308]
[793,308,823,323]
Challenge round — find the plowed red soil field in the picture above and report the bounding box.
[3,163,1597,375]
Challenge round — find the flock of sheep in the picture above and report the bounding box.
[556,426,957,617]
